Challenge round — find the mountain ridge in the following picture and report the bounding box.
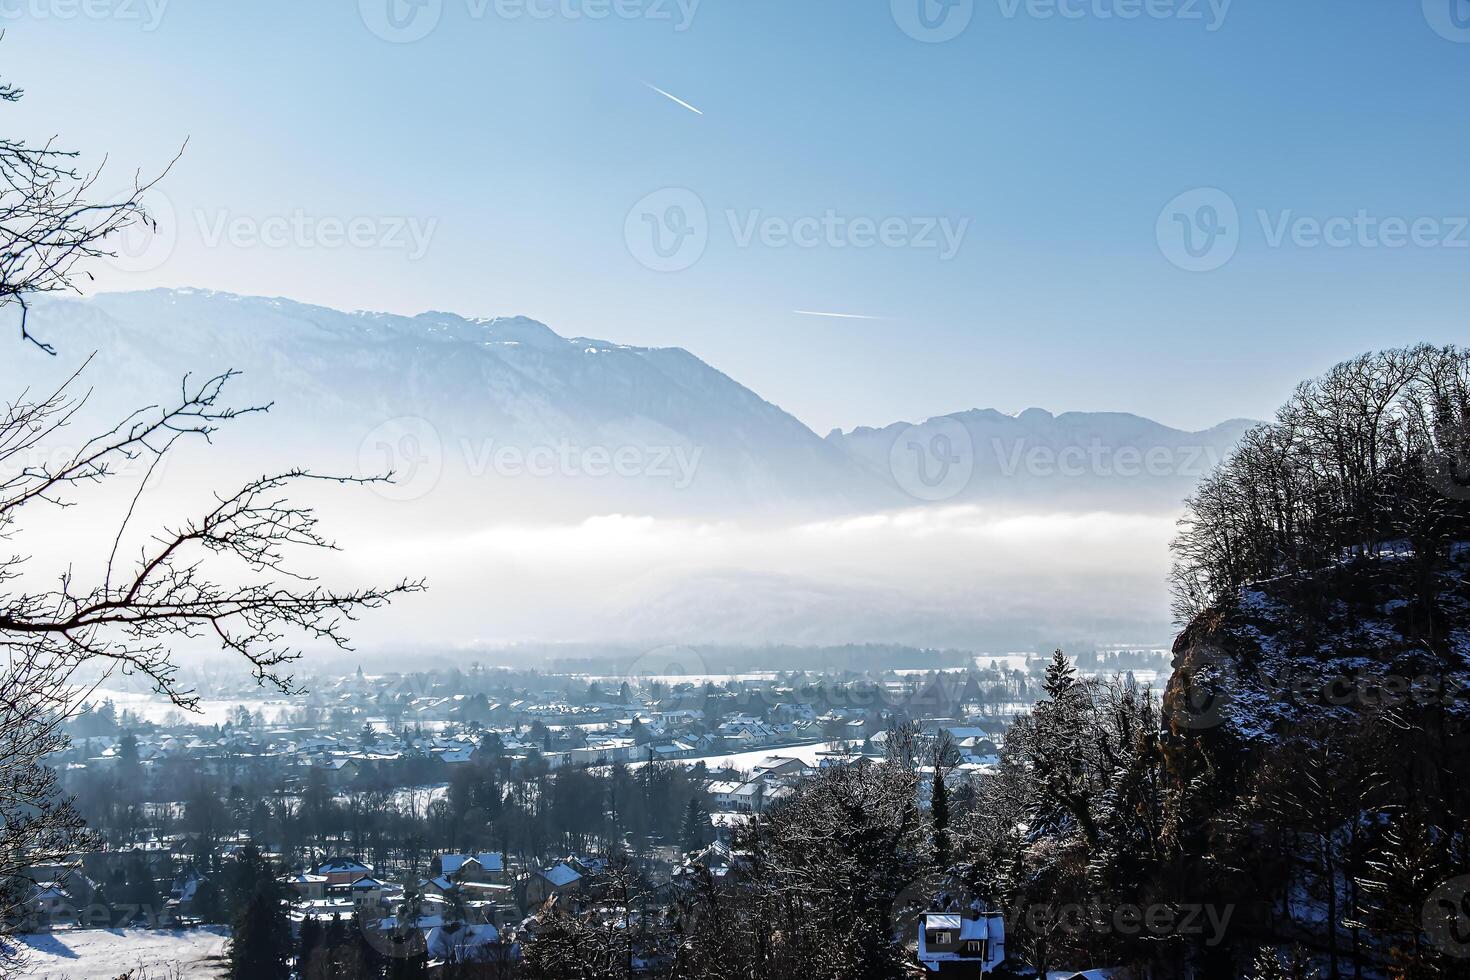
[13,288,1254,518]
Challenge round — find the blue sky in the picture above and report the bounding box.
[5,0,1468,433]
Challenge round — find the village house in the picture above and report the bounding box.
[522,862,583,906]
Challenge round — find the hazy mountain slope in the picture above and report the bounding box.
[9,289,1251,520]
[0,288,1256,647]
[831,407,1255,510]
[14,289,894,518]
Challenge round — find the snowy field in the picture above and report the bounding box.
[576,672,780,684]
[619,740,856,775]
[85,687,291,727]
[333,782,450,814]
[12,926,229,979]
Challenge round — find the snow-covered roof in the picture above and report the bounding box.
[424,922,501,960]
[537,863,581,887]
[440,852,504,876]
[316,857,372,873]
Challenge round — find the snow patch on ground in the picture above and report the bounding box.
[12,926,229,979]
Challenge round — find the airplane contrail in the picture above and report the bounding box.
[793,310,884,320]
[644,82,703,116]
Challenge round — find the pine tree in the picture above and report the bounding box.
[192,876,225,924]
[1042,648,1077,701]
[1027,650,1097,846]
[1353,809,1448,971]
[228,883,292,980]
[681,796,710,852]
[387,943,429,979]
[297,915,323,975]
[931,767,950,868]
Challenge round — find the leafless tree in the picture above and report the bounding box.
[0,49,179,355]
[0,57,422,956]
[1171,344,1470,622]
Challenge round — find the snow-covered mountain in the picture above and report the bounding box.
[9,289,1251,519]
[14,289,888,518]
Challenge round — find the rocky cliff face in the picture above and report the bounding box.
[1151,544,1470,976]
[1160,540,1470,888]
[1164,542,1470,746]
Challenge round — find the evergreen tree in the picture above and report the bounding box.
[1042,647,1077,701]
[297,915,323,974]
[228,877,292,980]
[1354,809,1449,972]
[930,766,950,867]
[680,796,710,852]
[116,732,144,806]
[192,876,225,924]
